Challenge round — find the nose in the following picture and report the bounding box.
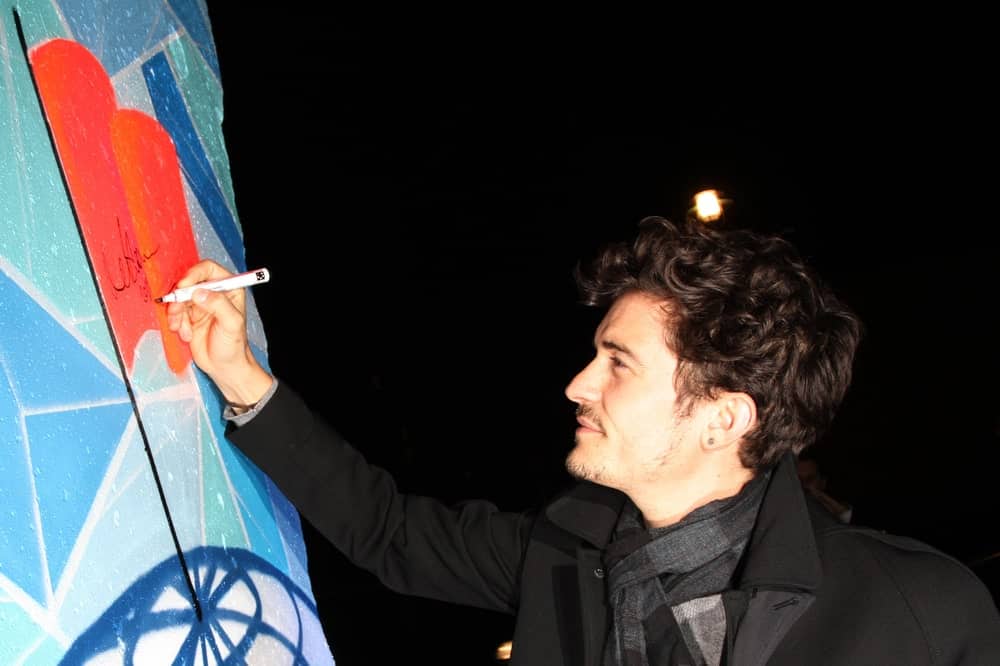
[565,358,601,405]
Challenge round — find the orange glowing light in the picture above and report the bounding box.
[694,189,723,222]
[495,639,513,661]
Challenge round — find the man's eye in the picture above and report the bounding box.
[610,356,626,369]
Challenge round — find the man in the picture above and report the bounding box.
[167,216,1000,665]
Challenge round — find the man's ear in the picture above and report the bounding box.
[701,392,757,451]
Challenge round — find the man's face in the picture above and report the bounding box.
[564,291,705,495]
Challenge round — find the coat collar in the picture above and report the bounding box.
[542,453,823,591]
[545,481,627,548]
[736,452,823,592]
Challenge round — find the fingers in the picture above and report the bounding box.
[190,288,245,339]
[164,260,248,351]
[166,300,183,328]
[165,259,238,335]
[175,258,232,289]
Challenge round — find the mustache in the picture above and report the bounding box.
[576,404,602,429]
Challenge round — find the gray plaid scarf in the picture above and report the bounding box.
[603,471,770,666]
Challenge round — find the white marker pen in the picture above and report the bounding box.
[155,267,270,303]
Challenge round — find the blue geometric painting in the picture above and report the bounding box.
[0,1,335,662]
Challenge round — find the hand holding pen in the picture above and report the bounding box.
[165,259,275,407]
[156,267,270,303]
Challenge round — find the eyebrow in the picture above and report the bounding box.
[599,339,645,367]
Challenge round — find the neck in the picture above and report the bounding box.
[633,465,755,529]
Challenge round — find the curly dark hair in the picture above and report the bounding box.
[575,216,863,471]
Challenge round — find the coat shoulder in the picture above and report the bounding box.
[816,521,985,592]
[813,520,1000,655]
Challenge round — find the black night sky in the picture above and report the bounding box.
[206,9,997,664]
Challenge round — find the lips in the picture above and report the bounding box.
[576,405,604,434]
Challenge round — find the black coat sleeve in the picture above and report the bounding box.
[225,381,534,614]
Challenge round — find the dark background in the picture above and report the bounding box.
[205,8,998,664]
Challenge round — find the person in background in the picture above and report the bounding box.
[796,452,853,523]
[167,215,1000,665]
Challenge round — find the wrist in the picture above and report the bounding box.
[215,361,274,409]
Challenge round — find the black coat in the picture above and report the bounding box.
[228,382,1000,665]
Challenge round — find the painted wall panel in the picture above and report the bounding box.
[0,1,335,663]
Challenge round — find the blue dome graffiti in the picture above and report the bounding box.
[62,546,329,665]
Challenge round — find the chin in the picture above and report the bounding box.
[565,449,600,484]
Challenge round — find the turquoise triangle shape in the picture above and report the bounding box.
[0,272,125,410]
[27,402,133,588]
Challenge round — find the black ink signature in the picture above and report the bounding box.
[102,216,158,302]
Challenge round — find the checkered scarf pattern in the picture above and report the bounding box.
[602,471,770,665]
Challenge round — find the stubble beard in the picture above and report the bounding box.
[566,404,607,482]
[565,445,599,482]
[565,435,609,484]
